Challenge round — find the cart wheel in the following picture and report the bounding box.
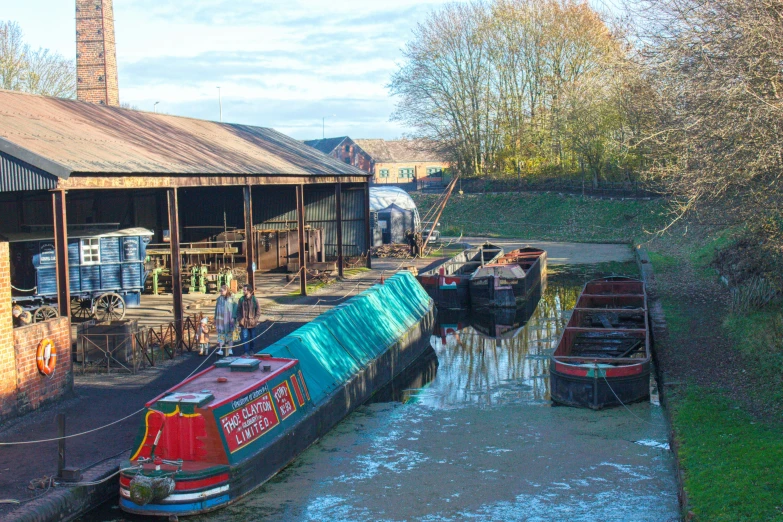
[71,297,94,321]
[95,293,126,322]
[32,306,59,323]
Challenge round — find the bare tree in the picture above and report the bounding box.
[0,21,75,98]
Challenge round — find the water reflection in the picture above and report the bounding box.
[366,347,439,405]
[420,273,583,408]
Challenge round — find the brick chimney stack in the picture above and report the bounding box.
[76,0,119,106]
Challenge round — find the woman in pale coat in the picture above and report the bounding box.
[214,285,237,356]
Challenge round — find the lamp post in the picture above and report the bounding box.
[153,101,159,113]
[217,86,222,122]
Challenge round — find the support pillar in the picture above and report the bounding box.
[364,182,372,269]
[52,190,70,319]
[167,188,183,348]
[243,185,255,286]
[296,185,307,296]
[335,182,344,278]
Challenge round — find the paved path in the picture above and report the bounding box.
[455,237,633,265]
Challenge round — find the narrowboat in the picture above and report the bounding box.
[417,242,503,309]
[119,271,435,517]
[549,276,650,410]
[468,247,546,308]
[469,280,542,340]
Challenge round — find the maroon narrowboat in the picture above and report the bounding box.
[549,276,650,410]
[468,247,547,308]
[417,242,504,309]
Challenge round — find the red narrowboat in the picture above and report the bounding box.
[549,276,650,410]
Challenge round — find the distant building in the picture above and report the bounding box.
[303,137,373,173]
[353,139,449,185]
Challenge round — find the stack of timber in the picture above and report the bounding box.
[119,271,434,517]
[417,242,504,309]
[468,247,547,308]
[549,276,651,410]
[373,244,415,259]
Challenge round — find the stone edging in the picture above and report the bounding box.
[635,246,692,520]
[5,453,126,522]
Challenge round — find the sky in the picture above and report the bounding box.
[4,0,457,140]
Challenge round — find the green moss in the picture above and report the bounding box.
[672,388,783,521]
[648,252,678,273]
[412,192,668,244]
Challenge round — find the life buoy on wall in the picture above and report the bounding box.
[36,338,56,376]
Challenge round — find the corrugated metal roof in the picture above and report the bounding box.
[353,138,448,163]
[0,150,58,192]
[0,90,369,178]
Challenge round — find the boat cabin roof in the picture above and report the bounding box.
[472,263,527,279]
[147,356,297,410]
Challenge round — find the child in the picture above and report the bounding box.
[196,317,210,356]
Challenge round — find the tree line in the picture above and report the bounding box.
[0,21,75,99]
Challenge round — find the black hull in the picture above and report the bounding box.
[549,366,650,410]
[123,302,436,516]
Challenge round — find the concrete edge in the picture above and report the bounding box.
[5,452,127,522]
[635,246,691,521]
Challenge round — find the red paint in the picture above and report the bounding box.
[174,473,230,491]
[272,381,297,421]
[291,375,305,407]
[219,392,280,453]
[298,370,310,401]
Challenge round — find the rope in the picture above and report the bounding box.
[55,466,141,487]
[0,408,145,446]
[601,373,667,427]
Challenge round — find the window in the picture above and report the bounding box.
[426,167,443,176]
[379,169,389,178]
[399,168,414,179]
[81,238,101,265]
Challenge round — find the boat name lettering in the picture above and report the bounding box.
[220,391,280,452]
[230,385,269,410]
[272,381,297,420]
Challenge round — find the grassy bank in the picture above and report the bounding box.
[648,229,783,520]
[412,192,667,243]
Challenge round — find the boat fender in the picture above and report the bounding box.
[129,474,175,506]
[36,338,56,376]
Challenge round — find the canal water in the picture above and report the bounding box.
[88,266,679,521]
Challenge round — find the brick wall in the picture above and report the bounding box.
[0,242,16,420]
[373,161,450,184]
[12,317,73,417]
[76,0,119,106]
[0,242,73,423]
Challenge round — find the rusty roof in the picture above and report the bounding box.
[0,90,369,179]
[353,139,448,164]
[303,136,350,155]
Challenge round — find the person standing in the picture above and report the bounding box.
[236,284,262,355]
[196,317,210,356]
[214,284,237,356]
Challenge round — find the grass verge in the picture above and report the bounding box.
[412,192,667,243]
[672,387,783,521]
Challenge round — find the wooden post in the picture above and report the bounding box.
[243,185,255,285]
[52,190,70,319]
[335,182,344,278]
[167,188,184,348]
[56,413,65,478]
[364,182,372,269]
[296,185,307,296]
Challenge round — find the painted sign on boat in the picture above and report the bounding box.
[220,390,280,453]
[272,381,297,421]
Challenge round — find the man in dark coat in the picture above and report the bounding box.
[236,284,262,355]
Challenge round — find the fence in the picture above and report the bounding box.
[410,177,664,199]
[75,313,205,374]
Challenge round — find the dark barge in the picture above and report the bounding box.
[468,247,546,308]
[119,271,434,516]
[417,242,503,309]
[549,276,650,410]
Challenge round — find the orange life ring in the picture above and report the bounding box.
[36,338,56,376]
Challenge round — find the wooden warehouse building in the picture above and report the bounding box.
[0,89,371,420]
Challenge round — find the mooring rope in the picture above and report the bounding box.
[601,373,668,428]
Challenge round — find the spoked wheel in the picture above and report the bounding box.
[33,306,59,323]
[94,293,126,322]
[71,297,94,321]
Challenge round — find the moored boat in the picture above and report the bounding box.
[468,247,547,308]
[119,271,435,516]
[549,276,650,410]
[417,242,503,309]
